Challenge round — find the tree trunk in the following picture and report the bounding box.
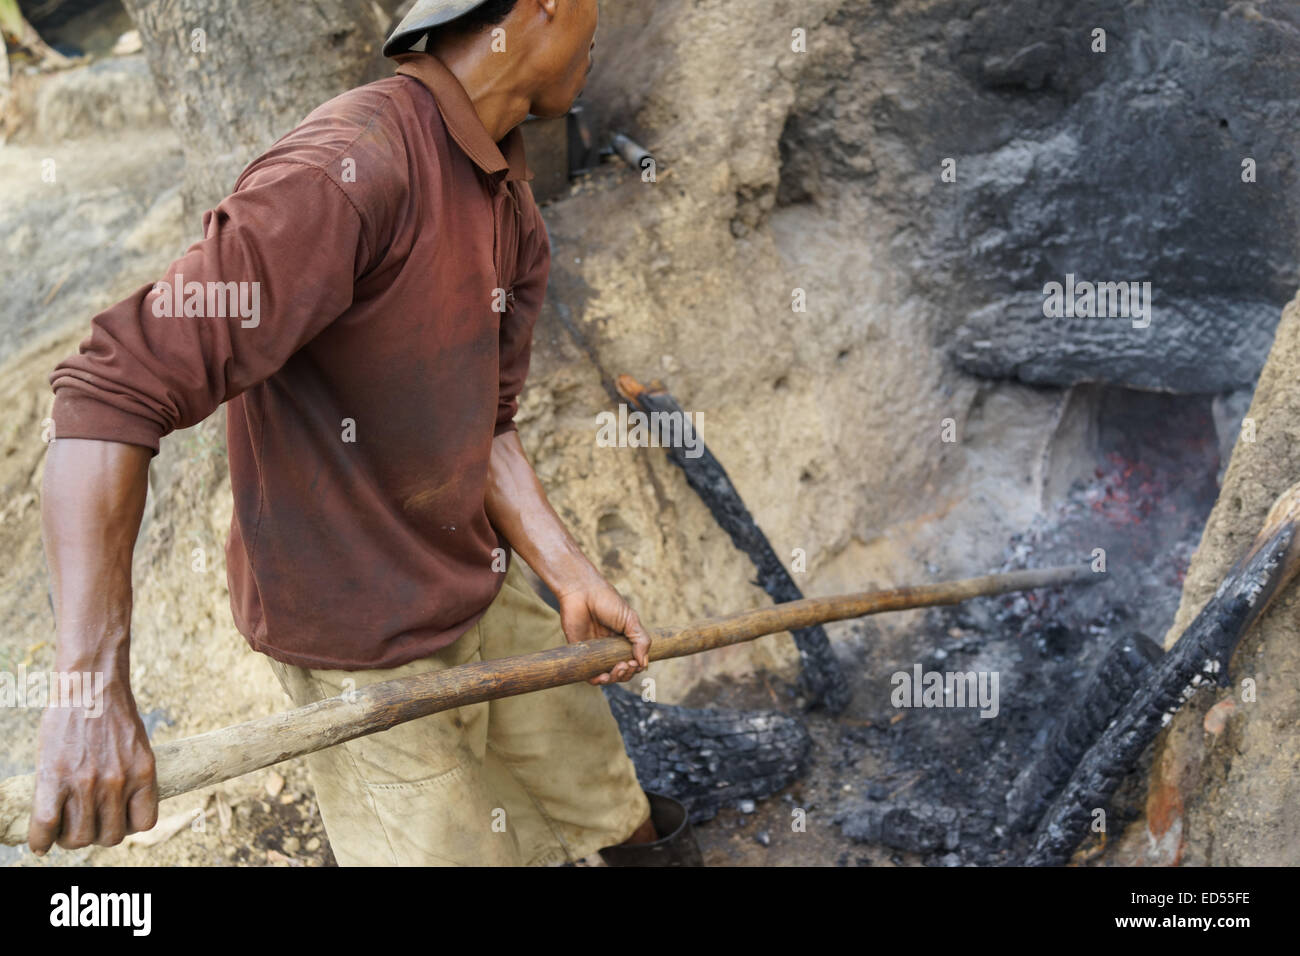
[119,0,389,216]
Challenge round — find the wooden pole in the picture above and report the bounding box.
[0,564,1099,846]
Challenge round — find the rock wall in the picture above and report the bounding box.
[769,0,1300,393]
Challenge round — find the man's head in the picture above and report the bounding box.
[386,0,598,119]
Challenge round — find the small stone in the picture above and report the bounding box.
[306,837,321,853]
[282,836,300,855]
[739,799,756,814]
[265,771,285,798]
[756,831,771,846]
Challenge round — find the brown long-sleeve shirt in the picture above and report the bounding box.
[48,53,551,669]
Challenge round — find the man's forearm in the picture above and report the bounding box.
[30,437,158,853]
[484,430,602,597]
[42,438,151,669]
[484,429,650,686]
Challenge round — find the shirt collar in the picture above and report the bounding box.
[393,52,533,184]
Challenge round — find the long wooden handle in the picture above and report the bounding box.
[0,564,1098,846]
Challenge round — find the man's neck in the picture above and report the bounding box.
[427,37,532,143]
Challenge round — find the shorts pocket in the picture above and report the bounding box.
[362,763,523,866]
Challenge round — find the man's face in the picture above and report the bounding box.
[529,0,598,118]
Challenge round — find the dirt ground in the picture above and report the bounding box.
[682,673,914,868]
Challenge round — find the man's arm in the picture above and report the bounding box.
[482,193,646,683]
[33,160,379,852]
[484,430,649,686]
[30,439,156,854]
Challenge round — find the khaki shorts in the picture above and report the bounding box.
[267,555,651,866]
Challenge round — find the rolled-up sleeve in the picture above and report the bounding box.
[493,197,550,437]
[49,162,369,454]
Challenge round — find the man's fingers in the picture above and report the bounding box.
[621,636,649,671]
[614,661,639,683]
[57,789,96,850]
[588,659,642,686]
[623,612,652,670]
[127,782,158,834]
[95,784,129,848]
[27,782,66,856]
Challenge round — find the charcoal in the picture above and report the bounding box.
[605,686,813,824]
[1004,631,1164,833]
[837,799,996,855]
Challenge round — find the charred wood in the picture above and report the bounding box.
[617,375,851,714]
[605,686,813,824]
[1024,483,1300,865]
[1004,631,1164,835]
[837,799,997,857]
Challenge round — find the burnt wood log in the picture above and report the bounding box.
[605,687,812,824]
[1024,481,1300,866]
[617,374,851,714]
[1004,631,1164,835]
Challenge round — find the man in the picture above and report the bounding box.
[31,0,674,866]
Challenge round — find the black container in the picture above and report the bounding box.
[599,792,704,867]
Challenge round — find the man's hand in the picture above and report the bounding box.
[556,580,652,686]
[485,430,655,687]
[28,674,158,854]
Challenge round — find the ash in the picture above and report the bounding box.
[830,390,1223,864]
